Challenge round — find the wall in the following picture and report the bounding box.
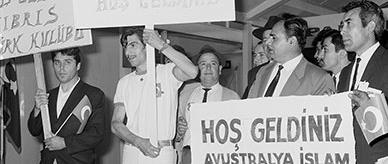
[5,28,122,164]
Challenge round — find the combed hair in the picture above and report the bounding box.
[342,0,385,40]
[120,26,145,47]
[283,17,309,50]
[196,45,223,66]
[51,47,81,64]
[312,27,332,48]
[321,29,345,52]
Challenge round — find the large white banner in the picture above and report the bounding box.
[191,93,355,164]
[0,0,92,60]
[72,0,235,28]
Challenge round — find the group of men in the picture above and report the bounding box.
[27,0,388,164]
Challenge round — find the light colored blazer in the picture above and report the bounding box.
[248,57,334,98]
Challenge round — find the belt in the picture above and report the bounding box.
[158,140,172,147]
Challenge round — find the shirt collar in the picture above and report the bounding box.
[279,54,303,72]
[358,42,379,63]
[59,78,80,94]
[201,82,221,91]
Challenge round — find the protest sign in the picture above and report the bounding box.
[0,0,92,60]
[72,0,235,28]
[191,93,355,164]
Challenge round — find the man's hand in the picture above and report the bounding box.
[44,136,66,151]
[142,29,165,50]
[175,116,188,142]
[34,89,49,117]
[134,137,161,158]
[348,90,371,110]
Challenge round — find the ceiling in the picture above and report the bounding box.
[158,0,388,44]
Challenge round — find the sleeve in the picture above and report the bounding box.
[63,89,106,154]
[163,63,183,89]
[114,77,125,104]
[27,106,43,139]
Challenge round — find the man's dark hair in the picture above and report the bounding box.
[51,47,81,64]
[196,45,223,66]
[312,27,332,48]
[342,0,385,40]
[282,17,309,50]
[321,29,345,52]
[120,26,145,47]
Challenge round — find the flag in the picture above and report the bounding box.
[2,60,21,153]
[354,92,388,144]
[72,95,92,134]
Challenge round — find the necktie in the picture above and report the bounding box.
[333,76,337,88]
[350,58,361,90]
[264,65,283,97]
[202,88,211,103]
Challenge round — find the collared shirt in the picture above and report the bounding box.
[263,54,303,97]
[182,83,222,146]
[348,42,379,91]
[56,78,80,118]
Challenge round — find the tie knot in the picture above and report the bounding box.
[356,58,361,63]
[203,88,211,92]
[278,65,284,70]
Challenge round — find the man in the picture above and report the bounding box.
[247,17,334,98]
[175,45,240,164]
[28,47,106,164]
[338,1,388,163]
[242,16,282,99]
[315,29,352,89]
[312,27,333,66]
[111,27,197,164]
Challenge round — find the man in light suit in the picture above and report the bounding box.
[175,45,240,164]
[28,47,106,164]
[337,1,388,163]
[247,17,334,98]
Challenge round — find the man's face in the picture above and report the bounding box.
[253,43,269,66]
[262,29,272,57]
[123,34,146,67]
[313,41,322,59]
[53,53,80,84]
[198,53,222,85]
[319,37,341,72]
[267,21,291,63]
[340,8,369,52]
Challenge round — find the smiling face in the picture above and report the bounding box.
[53,52,80,84]
[253,43,269,66]
[123,34,146,68]
[340,8,370,54]
[198,52,222,87]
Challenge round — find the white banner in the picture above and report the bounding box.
[0,0,92,60]
[72,0,235,28]
[191,93,355,164]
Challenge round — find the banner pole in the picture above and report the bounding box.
[33,53,53,139]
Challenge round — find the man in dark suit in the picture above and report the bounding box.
[28,47,105,164]
[247,16,334,98]
[337,1,388,163]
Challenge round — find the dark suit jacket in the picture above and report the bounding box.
[28,81,105,164]
[242,62,269,99]
[247,57,334,98]
[337,45,388,164]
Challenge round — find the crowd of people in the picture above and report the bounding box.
[27,0,388,164]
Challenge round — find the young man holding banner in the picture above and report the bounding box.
[28,47,106,164]
[338,1,388,163]
[111,27,197,164]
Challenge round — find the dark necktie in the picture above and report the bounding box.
[350,58,361,90]
[333,76,337,87]
[202,88,211,103]
[264,65,283,97]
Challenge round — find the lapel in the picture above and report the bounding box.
[361,45,385,82]
[256,62,276,97]
[48,88,59,132]
[280,57,306,96]
[337,62,354,92]
[52,81,86,133]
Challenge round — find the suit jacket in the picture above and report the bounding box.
[28,80,105,164]
[247,57,334,98]
[242,62,270,99]
[337,45,388,164]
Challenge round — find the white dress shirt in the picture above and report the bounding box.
[263,54,303,97]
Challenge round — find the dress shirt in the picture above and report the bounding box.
[263,54,303,97]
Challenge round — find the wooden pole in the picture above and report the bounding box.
[145,25,158,146]
[33,53,53,139]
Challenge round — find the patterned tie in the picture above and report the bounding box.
[202,88,211,103]
[264,65,283,97]
[350,58,361,90]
